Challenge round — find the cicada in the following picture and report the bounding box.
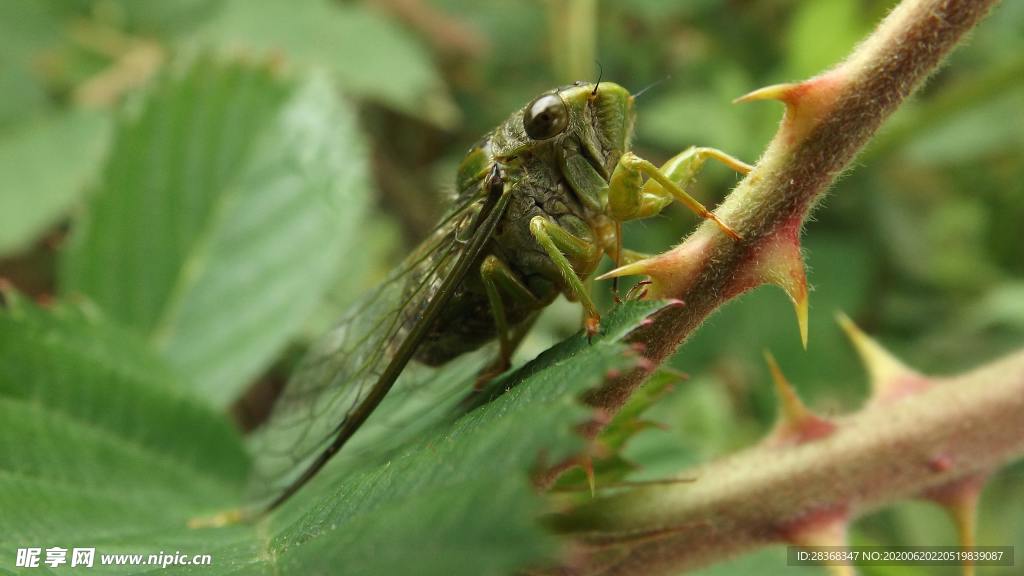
[250,80,751,513]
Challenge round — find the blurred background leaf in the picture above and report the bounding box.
[0,109,109,257]
[785,0,872,79]
[189,0,458,127]
[60,60,370,407]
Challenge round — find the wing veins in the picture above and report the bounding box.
[261,177,510,512]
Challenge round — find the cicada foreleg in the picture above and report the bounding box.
[607,147,752,242]
[529,216,603,337]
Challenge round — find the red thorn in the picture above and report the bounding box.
[837,313,930,404]
[791,418,837,444]
[635,358,655,373]
[763,352,836,447]
[734,71,846,146]
[630,342,647,354]
[922,474,988,560]
[924,474,987,506]
[606,236,711,299]
[605,368,622,380]
[735,233,808,348]
[777,504,850,546]
[928,454,954,473]
[666,298,686,308]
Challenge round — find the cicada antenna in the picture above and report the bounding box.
[632,75,672,100]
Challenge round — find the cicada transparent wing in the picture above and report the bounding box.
[248,169,510,510]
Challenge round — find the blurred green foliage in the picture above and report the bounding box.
[0,1,1021,575]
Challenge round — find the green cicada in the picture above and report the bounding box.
[251,80,751,512]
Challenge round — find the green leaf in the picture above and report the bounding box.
[191,0,458,128]
[0,290,665,575]
[262,301,665,575]
[0,292,250,563]
[61,59,371,407]
[0,110,111,257]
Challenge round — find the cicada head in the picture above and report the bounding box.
[489,81,635,178]
[556,81,634,173]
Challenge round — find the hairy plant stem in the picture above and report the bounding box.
[550,0,1011,573]
[589,0,1001,418]
[553,349,1024,575]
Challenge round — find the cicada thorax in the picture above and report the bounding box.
[410,128,610,366]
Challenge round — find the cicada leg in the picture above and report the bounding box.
[607,147,752,241]
[529,216,602,337]
[480,254,540,379]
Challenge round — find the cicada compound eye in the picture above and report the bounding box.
[523,93,568,140]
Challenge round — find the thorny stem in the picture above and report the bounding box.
[550,0,1010,573]
[552,349,1024,575]
[589,0,1002,418]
